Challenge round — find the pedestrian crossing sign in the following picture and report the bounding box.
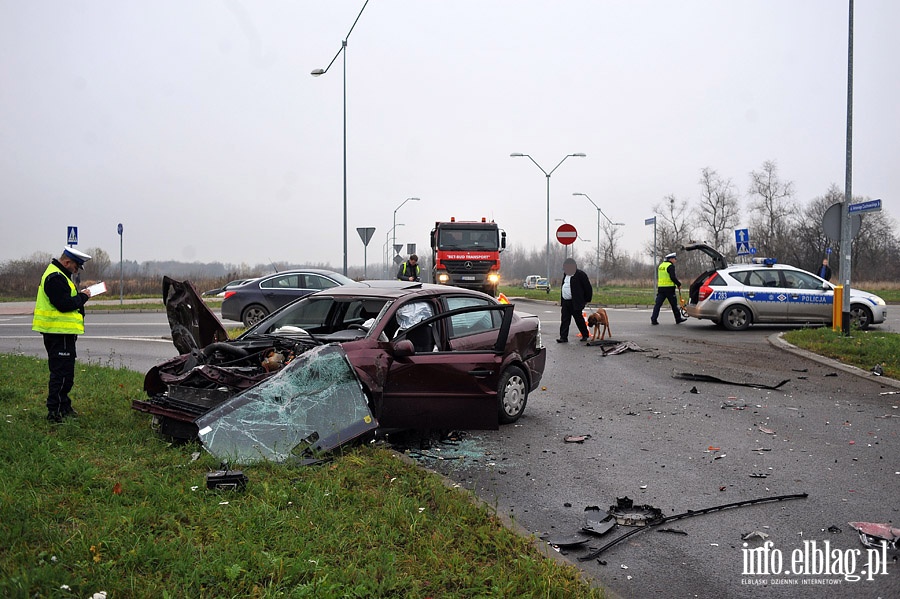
[67,226,78,246]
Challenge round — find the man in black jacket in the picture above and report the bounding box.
[558,258,593,343]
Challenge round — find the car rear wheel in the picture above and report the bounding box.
[241,304,269,327]
[849,304,873,330]
[498,365,528,424]
[722,305,752,331]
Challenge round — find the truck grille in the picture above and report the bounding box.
[443,260,493,276]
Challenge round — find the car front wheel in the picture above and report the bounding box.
[498,365,528,424]
[722,305,752,331]
[242,304,269,327]
[849,304,873,330]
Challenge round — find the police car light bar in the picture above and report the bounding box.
[751,257,778,266]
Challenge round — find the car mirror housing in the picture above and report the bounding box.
[392,339,415,357]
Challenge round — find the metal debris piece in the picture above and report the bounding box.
[657,528,688,535]
[758,426,776,435]
[582,506,617,536]
[872,364,884,376]
[564,434,591,443]
[601,341,648,356]
[690,386,699,394]
[608,496,664,527]
[672,370,790,390]
[721,400,748,410]
[749,473,769,478]
[579,492,809,561]
[848,522,900,550]
[742,531,770,541]
[827,525,842,534]
[540,533,591,548]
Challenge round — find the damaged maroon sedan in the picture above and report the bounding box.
[134,277,546,463]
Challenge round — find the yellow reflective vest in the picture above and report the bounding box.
[32,264,84,334]
[657,261,675,287]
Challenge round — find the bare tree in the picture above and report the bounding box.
[747,160,795,257]
[598,219,624,280]
[695,167,740,255]
[646,194,693,259]
[84,247,111,281]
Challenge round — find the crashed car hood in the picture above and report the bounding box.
[162,276,229,354]
[195,344,378,464]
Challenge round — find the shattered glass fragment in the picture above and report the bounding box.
[196,345,377,464]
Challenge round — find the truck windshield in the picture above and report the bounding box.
[438,228,499,250]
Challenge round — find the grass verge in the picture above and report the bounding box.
[782,327,900,379]
[0,354,603,599]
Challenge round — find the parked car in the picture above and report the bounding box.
[135,278,547,462]
[523,274,542,289]
[683,243,887,331]
[221,269,355,326]
[536,277,551,293]
[202,278,256,297]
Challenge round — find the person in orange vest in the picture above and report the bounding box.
[32,248,95,422]
[557,258,592,343]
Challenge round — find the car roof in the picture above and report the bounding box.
[254,269,356,283]
[306,280,497,301]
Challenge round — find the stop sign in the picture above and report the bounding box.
[556,223,577,246]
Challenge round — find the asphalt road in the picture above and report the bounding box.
[2,300,898,598]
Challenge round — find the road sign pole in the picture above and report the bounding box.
[840,0,854,335]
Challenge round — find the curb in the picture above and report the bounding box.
[767,332,900,390]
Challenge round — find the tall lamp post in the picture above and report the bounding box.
[511,152,586,282]
[311,0,370,276]
[393,197,420,262]
[384,223,404,277]
[573,192,624,286]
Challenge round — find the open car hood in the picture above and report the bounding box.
[163,276,229,354]
[682,242,728,270]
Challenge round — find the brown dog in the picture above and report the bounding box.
[587,308,611,341]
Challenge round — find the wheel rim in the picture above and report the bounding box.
[849,306,871,329]
[726,307,749,330]
[502,374,527,417]
[244,307,267,326]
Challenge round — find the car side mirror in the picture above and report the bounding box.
[392,339,415,357]
[823,283,832,291]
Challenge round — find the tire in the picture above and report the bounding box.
[849,304,873,330]
[721,305,752,331]
[498,365,528,424]
[241,304,269,327]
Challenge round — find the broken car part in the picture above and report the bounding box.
[672,370,790,390]
[579,493,809,561]
[848,522,900,550]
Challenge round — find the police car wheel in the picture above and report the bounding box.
[849,304,873,330]
[722,305,751,331]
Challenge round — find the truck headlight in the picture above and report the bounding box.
[438,273,450,284]
[488,273,500,284]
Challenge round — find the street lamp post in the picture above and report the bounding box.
[311,0,370,276]
[511,153,586,282]
[573,192,624,286]
[392,197,420,263]
[384,223,404,277]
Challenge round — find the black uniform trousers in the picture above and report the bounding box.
[651,286,680,323]
[42,333,77,415]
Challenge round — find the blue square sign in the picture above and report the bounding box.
[735,229,750,256]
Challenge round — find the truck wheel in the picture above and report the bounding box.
[498,365,528,424]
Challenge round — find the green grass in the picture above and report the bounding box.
[782,327,900,379]
[501,285,656,305]
[0,354,603,599]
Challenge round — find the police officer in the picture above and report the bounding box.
[32,248,94,422]
[651,251,686,325]
[396,254,421,282]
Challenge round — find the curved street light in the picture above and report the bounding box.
[511,152,586,281]
[311,0,370,276]
[392,197,420,264]
[573,192,624,286]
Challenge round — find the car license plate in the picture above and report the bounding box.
[461,276,476,281]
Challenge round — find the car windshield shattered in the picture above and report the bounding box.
[196,344,376,464]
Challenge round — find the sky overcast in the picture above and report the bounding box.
[2,0,898,273]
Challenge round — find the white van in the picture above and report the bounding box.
[523,275,542,289]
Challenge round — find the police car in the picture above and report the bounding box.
[683,243,887,331]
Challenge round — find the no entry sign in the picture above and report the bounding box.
[556,223,577,246]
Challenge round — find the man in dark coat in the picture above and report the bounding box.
[558,258,593,343]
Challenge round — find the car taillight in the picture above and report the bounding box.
[224,290,237,300]
[697,274,717,301]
